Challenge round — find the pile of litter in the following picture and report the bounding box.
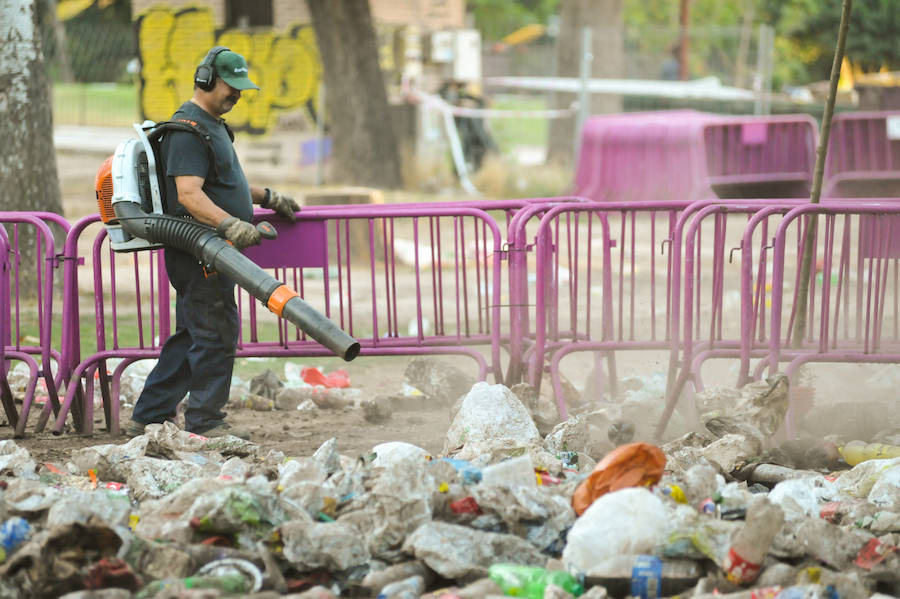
[2,370,900,599]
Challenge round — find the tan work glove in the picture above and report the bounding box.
[262,188,300,222]
[216,216,261,249]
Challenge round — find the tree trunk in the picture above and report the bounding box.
[0,0,62,300]
[305,0,402,189]
[547,0,624,165]
[0,0,62,214]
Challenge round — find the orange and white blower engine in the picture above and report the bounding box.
[96,122,167,252]
[94,123,360,361]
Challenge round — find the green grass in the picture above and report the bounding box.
[52,82,139,127]
[487,94,550,149]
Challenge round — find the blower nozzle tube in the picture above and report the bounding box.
[113,202,360,361]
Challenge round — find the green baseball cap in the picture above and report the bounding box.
[214,51,260,90]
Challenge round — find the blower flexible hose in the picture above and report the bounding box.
[113,201,360,361]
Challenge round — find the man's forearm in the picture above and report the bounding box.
[250,185,267,205]
[174,175,231,227]
[178,189,230,227]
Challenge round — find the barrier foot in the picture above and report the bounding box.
[34,401,52,433]
[13,377,38,437]
[0,379,19,431]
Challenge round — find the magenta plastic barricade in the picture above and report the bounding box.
[575,111,817,204]
[824,111,900,198]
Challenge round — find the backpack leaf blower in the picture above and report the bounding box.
[95,122,360,361]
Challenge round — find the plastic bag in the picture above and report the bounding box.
[371,442,431,468]
[572,442,666,515]
[563,487,672,574]
[302,367,350,388]
[835,456,900,498]
[867,462,900,508]
[769,477,839,520]
[444,383,541,453]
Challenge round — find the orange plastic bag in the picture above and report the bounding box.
[571,442,667,516]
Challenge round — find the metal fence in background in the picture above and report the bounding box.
[42,1,139,127]
[45,18,801,128]
[483,24,768,87]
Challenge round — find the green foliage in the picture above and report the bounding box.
[623,0,752,83]
[791,0,900,74]
[41,0,135,83]
[622,0,894,87]
[625,0,746,27]
[64,1,135,82]
[467,0,559,42]
[623,0,674,27]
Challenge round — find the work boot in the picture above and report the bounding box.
[123,419,146,438]
[193,422,251,441]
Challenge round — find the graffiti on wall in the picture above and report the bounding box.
[135,5,321,134]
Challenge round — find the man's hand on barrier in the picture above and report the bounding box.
[216,216,261,249]
[262,188,300,222]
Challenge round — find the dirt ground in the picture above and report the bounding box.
[5,352,469,466]
[2,148,477,466]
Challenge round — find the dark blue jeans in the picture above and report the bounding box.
[133,249,238,433]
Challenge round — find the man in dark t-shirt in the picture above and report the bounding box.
[126,48,300,440]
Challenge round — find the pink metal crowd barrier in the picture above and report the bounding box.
[515,198,794,420]
[511,200,703,417]
[9,196,900,441]
[655,199,810,437]
[766,201,900,435]
[0,232,12,425]
[54,205,505,435]
[517,198,846,431]
[575,111,817,203]
[654,199,900,439]
[21,197,594,434]
[0,212,70,435]
[823,111,900,198]
[56,214,172,436]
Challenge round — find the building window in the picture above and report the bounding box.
[225,0,273,28]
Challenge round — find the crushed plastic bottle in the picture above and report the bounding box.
[0,517,32,563]
[489,563,584,598]
[722,497,785,584]
[377,574,425,599]
[242,394,274,411]
[584,554,703,599]
[363,561,431,594]
[839,441,900,466]
[135,573,253,598]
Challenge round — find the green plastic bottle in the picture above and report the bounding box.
[489,564,584,598]
[136,573,251,598]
